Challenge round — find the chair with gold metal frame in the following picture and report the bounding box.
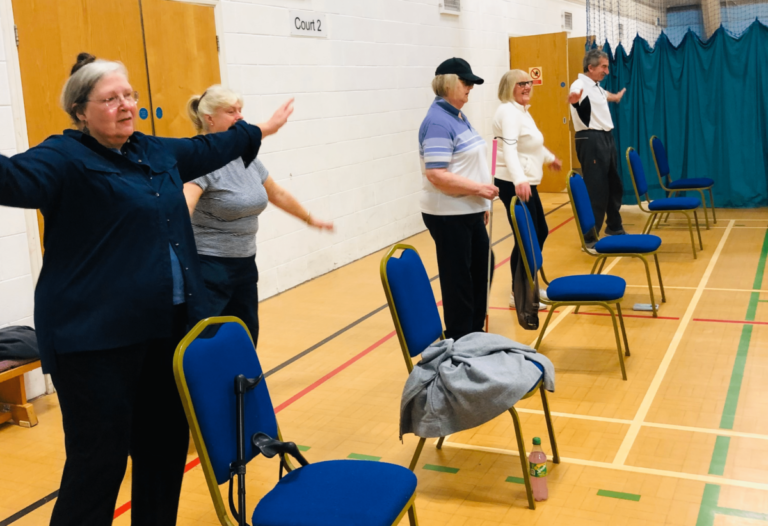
[626,147,703,259]
[650,135,716,229]
[173,316,419,526]
[380,244,559,510]
[567,171,666,318]
[510,198,632,380]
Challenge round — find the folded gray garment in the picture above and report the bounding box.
[0,326,39,361]
[400,332,554,439]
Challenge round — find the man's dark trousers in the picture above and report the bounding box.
[575,129,624,241]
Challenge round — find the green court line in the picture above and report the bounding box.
[423,464,459,474]
[708,436,731,475]
[720,325,752,430]
[696,484,768,526]
[505,476,525,484]
[347,453,381,461]
[596,490,641,502]
[298,445,311,452]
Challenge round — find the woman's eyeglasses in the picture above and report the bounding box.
[89,91,140,110]
[516,81,534,88]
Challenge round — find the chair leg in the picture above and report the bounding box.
[605,303,628,380]
[638,255,658,317]
[684,212,697,259]
[409,437,426,471]
[539,385,560,464]
[697,189,710,229]
[509,408,535,510]
[534,306,557,350]
[408,504,419,526]
[539,267,550,286]
[597,258,607,274]
[436,437,445,450]
[694,210,703,250]
[708,188,717,224]
[654,253,666,303]
[642,214,655,235]
[617,303,631,357]
[577,259,602,315]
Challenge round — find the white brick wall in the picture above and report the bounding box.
[0,1,585,387]
[224,0,587,297]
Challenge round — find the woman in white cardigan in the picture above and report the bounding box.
[493,70,562,307]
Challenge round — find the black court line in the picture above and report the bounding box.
[1,199,571,525]
[0,491,58,526]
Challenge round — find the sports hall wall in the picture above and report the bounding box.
[0,0,587,397]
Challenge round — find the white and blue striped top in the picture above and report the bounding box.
[418,97,491,215]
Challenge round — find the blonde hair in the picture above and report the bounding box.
[61,53,129,125]
[498,70,532,103]
[186,85,244,133]
[431,74,459,98]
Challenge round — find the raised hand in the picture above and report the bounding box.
[260,98,295,137]
[568,89,583,105]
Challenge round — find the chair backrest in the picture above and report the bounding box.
[510,197,542,289]
[567,171,596,240]
[380,244,444,372]
[174,317,279,525]
[626,147,650,205]
[650,135,671,183]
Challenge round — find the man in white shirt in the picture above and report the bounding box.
[569,49,626,246]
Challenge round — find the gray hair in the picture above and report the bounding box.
[432,74,459,98]
[583,49,608,72]
[60,59,128,124]
[187,85,244,133]
[498,70,532,103]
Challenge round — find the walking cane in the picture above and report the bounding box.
[485,139,498,333]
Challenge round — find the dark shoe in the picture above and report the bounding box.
[581,240,597,254]
[604,227,626,236]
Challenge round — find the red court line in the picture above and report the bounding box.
[113,333,397,519]
[494,216,574,270]
[693,318,768,326]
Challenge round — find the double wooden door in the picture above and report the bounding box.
[12,0,221,244]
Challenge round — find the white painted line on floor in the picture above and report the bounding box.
[439,439,768,491]
[626,285,768,294]
[612,220,736,466]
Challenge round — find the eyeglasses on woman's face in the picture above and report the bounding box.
[516,81,534,88]
[89,91,139,111]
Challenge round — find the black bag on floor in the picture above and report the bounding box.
[0,326,39,360]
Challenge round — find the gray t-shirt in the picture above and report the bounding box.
[191,158,269,258]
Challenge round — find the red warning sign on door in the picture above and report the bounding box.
[529,67,543,85]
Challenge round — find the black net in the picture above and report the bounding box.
[586,0,768,50]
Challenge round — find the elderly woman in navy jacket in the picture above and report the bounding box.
[0,53,293,526]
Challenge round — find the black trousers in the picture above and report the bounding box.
[575,130,624,241]
[198,254,260,348]
[49,305,190,526]
[422,212,494,341]
[496,179,548,288]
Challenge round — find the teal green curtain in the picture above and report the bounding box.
[602,21,768,207]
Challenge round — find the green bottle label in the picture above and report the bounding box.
[530,461,547,478]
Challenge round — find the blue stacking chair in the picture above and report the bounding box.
[567,171,666,317]
[173,317,419,526]
[650,135,716,229]
[510,198,632,380]
[380,244,559,510]
[626,147,703,259]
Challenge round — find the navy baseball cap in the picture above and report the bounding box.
[435,57,484,85]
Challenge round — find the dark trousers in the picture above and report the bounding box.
[422,212,493,341]
[496,179,548,288]
[49,306,190,526]
[198,254,260,348]
[575,130,624,241]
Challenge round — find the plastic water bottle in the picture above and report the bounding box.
[528,437,548,501]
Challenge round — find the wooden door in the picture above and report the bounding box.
[568,37,590,173]
[508,32,570,192]
[12,0,155,245]
[141,0,220,138]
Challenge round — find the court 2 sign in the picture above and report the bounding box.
[290,11,328,38]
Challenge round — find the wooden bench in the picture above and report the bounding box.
[0,358,40,427]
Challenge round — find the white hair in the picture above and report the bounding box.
[187,85,244,133]
[60,59,128,124]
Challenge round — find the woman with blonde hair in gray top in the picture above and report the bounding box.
[184,85,333,347]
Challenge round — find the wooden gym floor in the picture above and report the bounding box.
[2,194,768,525]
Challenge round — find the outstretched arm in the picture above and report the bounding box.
[264,176,333,230]
[607,88,626,103]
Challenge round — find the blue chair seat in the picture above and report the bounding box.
[547,275,626,302]
[253,460,417,526]
[667,177,714,190]
[648,197,700,211]
[526,361,544,395]
[595,234,661,254]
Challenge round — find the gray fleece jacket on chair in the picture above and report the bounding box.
[400,332,555,439]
